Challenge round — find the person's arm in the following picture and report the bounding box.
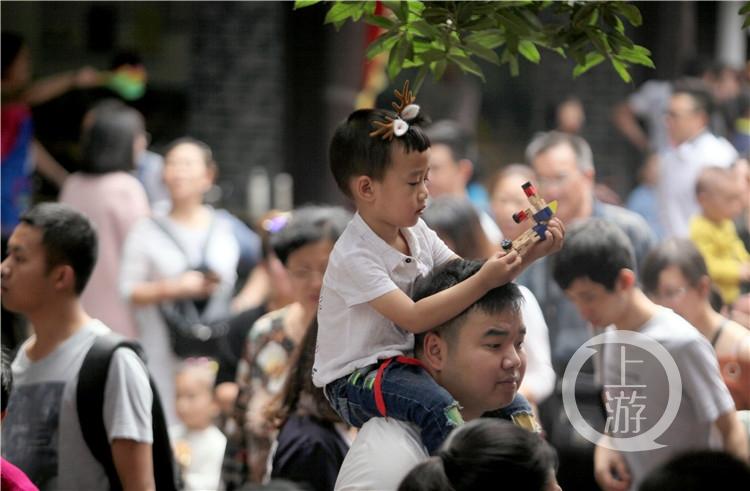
[369,249,522,333]
[111,439,155,491]
[715,410,750,462]
[31,139,68,187]
[593,436,631,491]
[128,270,219,306]
[21,67,101,106]
[612,101,650,153]
[231,263,270,312]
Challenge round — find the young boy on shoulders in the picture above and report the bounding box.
[312,82,564,454]
[552,219,748,491]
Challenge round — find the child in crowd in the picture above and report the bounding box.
[171,359,227,491]
[689,166,750,305]
[553,219,748,491]
[312,81,564,454]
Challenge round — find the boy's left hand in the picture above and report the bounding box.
[525,217,565,262]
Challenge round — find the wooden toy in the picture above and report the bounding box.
[501,181,558,256]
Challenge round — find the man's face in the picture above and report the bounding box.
[564,276,627,329]
[1,224,55,314]
[532,142,591,224]
[426,144,465,198]
[666,93,706,146]
[437,308,526,418]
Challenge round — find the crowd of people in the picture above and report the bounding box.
[2,29,750,491]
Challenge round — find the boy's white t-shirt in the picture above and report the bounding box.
[601,307,735,490]
[313,212,456,387]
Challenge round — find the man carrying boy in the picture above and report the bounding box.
[553,219,748,491]
[335,258,538,490]
[0,203,156,490]
[313,83,564,455]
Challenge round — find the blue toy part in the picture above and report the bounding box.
[533,223,548,240]
[532,206,554,223]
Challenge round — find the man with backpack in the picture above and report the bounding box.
[0,202,176,490]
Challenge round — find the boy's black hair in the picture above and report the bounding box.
[552,219,635,292]
[1,31,24,79]
[20,203,98,295]
[639,450,750,491]
[270,205,351,265]
[329,108,430,199]
[80,100,145,174]
[1,347,12,413]
[412,259,523,354]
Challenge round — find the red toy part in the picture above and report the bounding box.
[513,209,529,224]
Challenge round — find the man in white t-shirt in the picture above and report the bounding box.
[657,80,738,238]
[0,203,155,490]
[335,258,540,490]
[553,219,748,491]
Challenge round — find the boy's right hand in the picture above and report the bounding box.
[478,249,523,290]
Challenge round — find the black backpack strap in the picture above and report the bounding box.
[77,333,178,491]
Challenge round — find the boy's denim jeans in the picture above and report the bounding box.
[324,358,535,454]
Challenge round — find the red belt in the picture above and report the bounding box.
[374,355,424,417]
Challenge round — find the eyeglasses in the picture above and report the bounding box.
[538,171,577,188]
[654,286,688,302]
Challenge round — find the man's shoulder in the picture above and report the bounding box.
[335,418,427,491]
[594,202,654,237]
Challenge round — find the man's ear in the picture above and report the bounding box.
[52,264,77,293]
[581,167,596,184]
[457,159,474,186]
[617,268,636,291]
[353,176,376,203]
[696,274,712,298]
[421,332,448,371]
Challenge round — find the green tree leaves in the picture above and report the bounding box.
[294,0,657,87]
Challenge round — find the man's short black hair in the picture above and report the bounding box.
[20,203,98,295]
[1,347,12,413]
[672,78,714,118]
[412,259,523,354]
[641,238,708,296]
[270,205,351,265]
[552,219,635,292]
[639,450,750,491]
[329,108,430,199]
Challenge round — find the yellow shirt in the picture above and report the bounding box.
[689,215,750,304]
